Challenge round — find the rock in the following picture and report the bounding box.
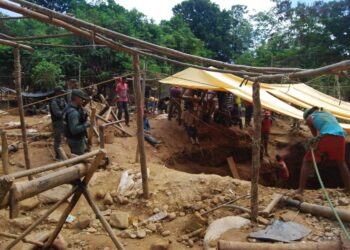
[38,185,71,204]
[168,212,176,221]
[129,233,137,239]
[47,210,62,223]
[86,227,98,233]
[179,212,186,217]
[136,229,147,239]
[325,232,334,237]
[95,190,105,200]
[103,193,114,206]
[147,223,157,232]
[162,205,169,211]
[153,208,161,214]
[75,215,91,230]
[161,230,171,237]
[110,211,129,229]
[339,198,350,206]
[150,239,170,250]
[10,217,33,230]
[114,195,129,205]
[188,239,194,247]
[20,196,40,211]
[101,209,112,216]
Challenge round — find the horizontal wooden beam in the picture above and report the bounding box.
[247,60,350,82]
[12,32,74,41]
[0,38,33,51]
[0,0,135,55]
[0,16,29,20]
[1,149,101,180]
[9,0,305,74]
[20,42,107,48]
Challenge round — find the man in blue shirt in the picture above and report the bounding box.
[296,107,350,194]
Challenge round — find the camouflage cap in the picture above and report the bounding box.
[71,89,90,101]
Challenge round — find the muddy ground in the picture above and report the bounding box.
[0,113,349,249]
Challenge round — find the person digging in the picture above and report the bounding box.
[295,107,350,195]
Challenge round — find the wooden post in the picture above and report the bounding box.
[132,53,149,199]
[99,125,105,149]
[9,186,19,218]
[142,60,147,103]
[88,107,96,146]
[13,47,32,179]
[251,80,261,222]
[1,130,9,175]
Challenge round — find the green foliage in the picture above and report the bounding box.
[31,60,62,90]
[173,0,253,62]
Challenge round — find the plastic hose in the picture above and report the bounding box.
[310,147,350,241]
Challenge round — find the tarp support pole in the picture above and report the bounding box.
[133,53,149,199]
[251,80,261,222]
[14,47,32,179]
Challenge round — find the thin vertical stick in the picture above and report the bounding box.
[135,143,139,163]
[142,60,147,103]
[132,53,149,199]
[1,130,9,175]
[88,107,96,146]
[9,186,19,218]
[13,47,32,179]
[82,187,125,250]
[251,80,261,222]
[99,125,104,149]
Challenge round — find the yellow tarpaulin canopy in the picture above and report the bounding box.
[159,67,350,132]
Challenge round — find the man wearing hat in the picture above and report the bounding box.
[49,86,67,160]
[296,107,350,194]
[62,89,90,155]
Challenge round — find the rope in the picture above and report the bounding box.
[0,72,132,116]
[310,147,350,241]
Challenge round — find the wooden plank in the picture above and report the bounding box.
[226,157,240,179]
[260,193,283,217]
[88,108,96,146]
[104,107,112,121]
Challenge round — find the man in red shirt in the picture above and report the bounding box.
[115,77,129,126]
[261,111,272,156]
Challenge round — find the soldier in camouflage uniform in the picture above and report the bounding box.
[49,86,67,160]
[62,89,90,155]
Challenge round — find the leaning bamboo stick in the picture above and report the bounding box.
[4,186,76,250]
[43,150,105,248]
[0,38,33,51]
[82,187,125,250]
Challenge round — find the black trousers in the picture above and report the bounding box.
[117,101,129,125]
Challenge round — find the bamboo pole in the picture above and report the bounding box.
[251,80,262,222]
[13,32,73,41]
[1,130,9,175]
[247,60,350,82]
[43,150,105,248]
[0,33,15,40]
[0,38,33,51]
[4,186,76,250]
[96,114,132,137]
[13,47,32,179]
[0,149,100,180]
[82,187,125,250]
[0,1,134,55]
[218,240,341,250]
[9,0,304,74]
[132,54,149,199]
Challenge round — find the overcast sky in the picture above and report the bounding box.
[114,0,317,23]
[0,0,325,21]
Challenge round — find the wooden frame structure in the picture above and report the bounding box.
[0,149,125,250]
[0,0,350,227]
